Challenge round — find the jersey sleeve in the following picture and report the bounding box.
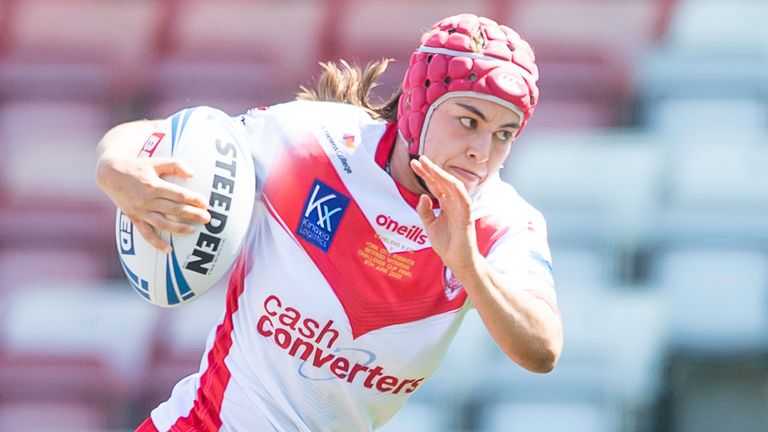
[484,210,557,309]
[235,106,285,194]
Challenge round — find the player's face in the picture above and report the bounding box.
[422,97,521,194]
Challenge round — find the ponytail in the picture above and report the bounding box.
[296,59,401,122]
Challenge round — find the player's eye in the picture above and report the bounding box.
[494,130,513,142]
[459,117,477,129]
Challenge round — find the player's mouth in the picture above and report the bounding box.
[448,166,483,183]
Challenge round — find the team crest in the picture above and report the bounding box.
[342,133,358,149]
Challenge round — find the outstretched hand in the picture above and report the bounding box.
[97,156,211,252]
[409,156,479,273]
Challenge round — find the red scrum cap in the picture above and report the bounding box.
[397,14,539,155]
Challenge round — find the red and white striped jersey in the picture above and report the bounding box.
[149,100,556,432]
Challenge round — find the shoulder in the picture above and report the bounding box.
[475,176,546,230]
[471,176,549,255]
[239,100,384,142]
[242,100,375,126]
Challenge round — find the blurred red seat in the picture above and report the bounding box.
[0,400,110,432]
[0,99,113,205]
[143,0,325,114]
[1,0,158,100]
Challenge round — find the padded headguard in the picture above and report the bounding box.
[397,14,539,155]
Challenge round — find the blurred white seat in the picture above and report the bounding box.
[665,0,768,55]
[480,399,614,432]
[418,308,499,402]
[523,98,623,130]
[636,1,768,127]
[648,97,768,134]
[479,284,667,431]
[503,130,662,255]
[0,282,160,400]
[649,209,768,248]
[636,51,768,110]
[652,247,768,352]
[667,140,768,212]
[377,400,449,432]
[550,244,611,293]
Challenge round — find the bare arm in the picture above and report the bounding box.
[95,120,211,252]
[411,156,563,373]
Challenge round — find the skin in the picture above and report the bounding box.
[95,96,562,372]
[390,97,563,372]
[95,120,211,253]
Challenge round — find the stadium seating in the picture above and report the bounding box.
[0,0,158,102]
[0,99,112,203]
[376,399,449,432]
[1,0,766,430]
[144,0,326,116]
[0,401,109,432]
[649,246,768,352]
[0,283,160,426]
[480,399,614,432]
[139,283,227,414]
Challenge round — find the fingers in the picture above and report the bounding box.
[153,198,211,225]
[415,194,436,225]
[146,208,203,233]
[410,156,469,202]
[134,219,171,253]
[156,182,209,210]
[153,157,196,180]
[152,159,210,209]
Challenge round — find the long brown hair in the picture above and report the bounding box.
[296,59,401,123]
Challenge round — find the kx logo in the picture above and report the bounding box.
[305,186,343,231]
[297,180,350,252]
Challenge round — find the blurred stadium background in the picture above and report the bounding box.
[0,0,767,431]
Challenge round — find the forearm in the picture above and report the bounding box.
[452,253,563,373]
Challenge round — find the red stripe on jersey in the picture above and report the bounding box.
[374,122,398,169]
[263,134,468,339]
[168,253,250,431]
[374,122,423,209]
[474,214,512,253]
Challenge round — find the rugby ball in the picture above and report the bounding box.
[116,106,255,307]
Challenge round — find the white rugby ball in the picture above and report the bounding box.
[116,106,255,307]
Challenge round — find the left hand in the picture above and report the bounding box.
[410,156,480,273]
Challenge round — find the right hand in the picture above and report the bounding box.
[96,156,211,252]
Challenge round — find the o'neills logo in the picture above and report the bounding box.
[184,139,237,275]
[257,295,426,395]
[375,215,427,245]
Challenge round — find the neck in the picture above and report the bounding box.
[388,136,430,195]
